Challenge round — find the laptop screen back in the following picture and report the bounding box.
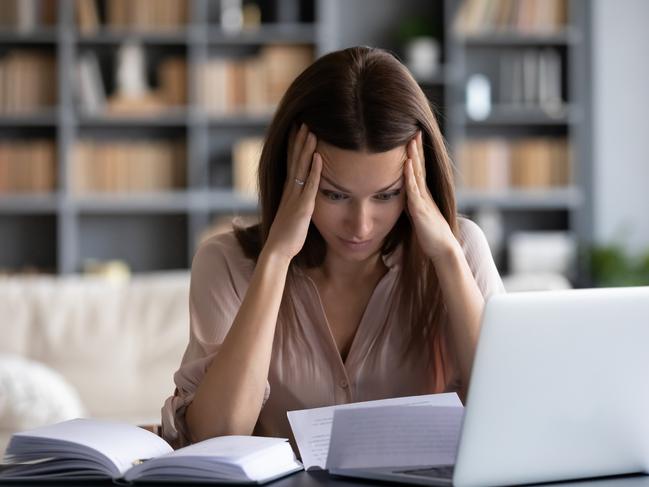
[454,287,649,487]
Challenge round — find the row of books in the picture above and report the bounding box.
[76,0,188,33]
[456,137,571,190]
[0,51,57,113]
[197,45,314,116]
[497,48,563,113]
[455,0,568,35]
[0,0,56,32]
[1,43,310,116]
[0,140,56,193]
[72,140,186,193]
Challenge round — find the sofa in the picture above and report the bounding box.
[0,271,190,454]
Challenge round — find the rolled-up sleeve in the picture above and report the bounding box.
[161,234,270,448]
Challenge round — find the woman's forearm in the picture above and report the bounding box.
[434,241,485,401]
[185,248,291,441]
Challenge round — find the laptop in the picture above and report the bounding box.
[329,286,649,486]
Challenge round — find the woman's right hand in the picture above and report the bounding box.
[263,123,322,262]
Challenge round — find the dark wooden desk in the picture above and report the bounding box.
[1,470,649,486]
[279,471,649,487]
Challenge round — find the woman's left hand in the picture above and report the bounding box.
[404,131,459,264]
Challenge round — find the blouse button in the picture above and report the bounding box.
[339,380,349,389]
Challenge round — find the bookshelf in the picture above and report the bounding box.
[445,0,593,282]
[0,0,592,283]
[0,0,316,274]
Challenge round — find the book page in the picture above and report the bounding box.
[145,435,290,461]
[325,405,464,470]
[286,393,462,470]
[123,436,302,483]
[8,419,172,478]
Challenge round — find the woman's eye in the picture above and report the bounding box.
[321,190,348,201]
[374,190,401,201]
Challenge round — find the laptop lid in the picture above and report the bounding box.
[453,287,649,487]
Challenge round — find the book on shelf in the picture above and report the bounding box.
[72,140,186,193]
[456,137,571,191]
[0,140,56,193]
[0,50,57,114]
[76,51,107,114]
[158,57,187,107]
[0,418,302,484]
[0,0,57,32]
[76,0,100,34]
[198,45,313,116]
[262,45,314,107]
[76,0,188,33]
[498,48,563,114]
[454,0,568,35]
[232,136,264,198]
[510,137,570,188]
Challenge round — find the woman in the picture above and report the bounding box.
[161,46,504,449]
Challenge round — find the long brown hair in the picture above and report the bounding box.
[235,46,459,360]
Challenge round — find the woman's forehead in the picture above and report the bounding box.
[316,141,406,191]
[316,141,406,170]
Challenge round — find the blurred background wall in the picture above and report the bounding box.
[592,0,649,256]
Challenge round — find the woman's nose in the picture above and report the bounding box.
[346,201,373,238]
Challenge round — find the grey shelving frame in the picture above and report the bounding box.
[0,0,592,279]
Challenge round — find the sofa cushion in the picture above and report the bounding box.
[0,272,190,423]
[0,354,85,430]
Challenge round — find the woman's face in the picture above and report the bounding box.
[312,140,407,263]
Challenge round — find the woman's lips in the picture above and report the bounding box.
[338,237,373,250]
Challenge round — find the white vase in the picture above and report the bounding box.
[405,37,440,81]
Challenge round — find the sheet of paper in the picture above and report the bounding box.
[286,393,462,470]
[325,405,464,470]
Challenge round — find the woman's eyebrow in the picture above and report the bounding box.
[320,174,403,193]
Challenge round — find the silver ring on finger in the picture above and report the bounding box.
[294,178,305,186]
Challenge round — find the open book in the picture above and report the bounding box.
[287,392,463,470]
[0,418,302,484]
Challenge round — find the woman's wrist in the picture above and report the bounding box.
[258,245,293,272]
[431,238,464,278]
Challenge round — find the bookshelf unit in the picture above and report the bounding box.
[445,0,592,282]
[0,0,592,282]
[0,0,316,274]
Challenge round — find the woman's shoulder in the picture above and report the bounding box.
[455,216,495,264]
[192,230,255,278]
[456,216,505,296]
[457,216,488,246]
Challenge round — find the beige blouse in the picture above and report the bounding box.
[161,217,504,449]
